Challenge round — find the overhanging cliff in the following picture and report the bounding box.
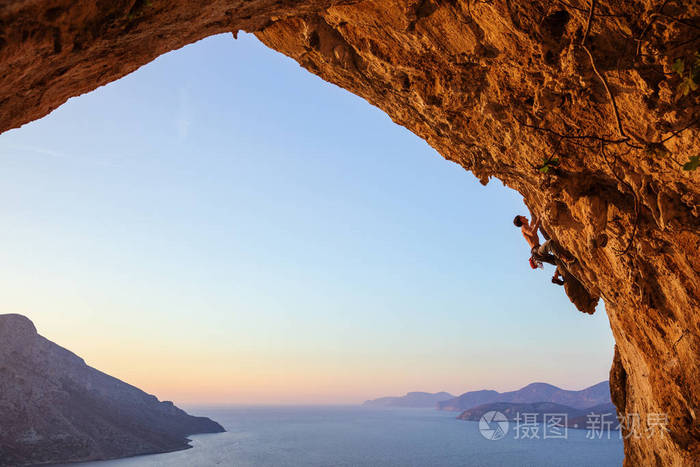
[1,1,698,465]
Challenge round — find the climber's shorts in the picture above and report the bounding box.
[531,240,557,265]
[532,240,553,257]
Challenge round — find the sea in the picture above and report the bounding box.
[68,405,624,467]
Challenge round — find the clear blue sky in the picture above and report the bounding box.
[0,33,614,404]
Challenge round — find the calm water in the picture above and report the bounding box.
[70,406,623,467]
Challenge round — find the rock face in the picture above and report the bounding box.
[363,391,455,407]
[0,1,698,465]
[0,314,225,466]
[438,381,611,411]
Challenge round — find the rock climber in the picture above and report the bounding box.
[513,212,565,285]
[513,213,555,264]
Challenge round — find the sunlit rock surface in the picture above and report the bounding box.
[0,1,698,465]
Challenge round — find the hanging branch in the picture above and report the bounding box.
[516,1,698,175]
[658,115,699,143]
[581,0,627,140]
[581,0,596,45]
[515,117,627,146]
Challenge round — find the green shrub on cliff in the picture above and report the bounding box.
[672,52,700,99]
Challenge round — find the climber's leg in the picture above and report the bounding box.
[531,244,557,265]
[551,267,565,286]
[541,239,576,266]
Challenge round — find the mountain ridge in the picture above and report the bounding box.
[0,313,225,467]
[457,401,619,430]
[363,391,455,408]
[438,381,611,411]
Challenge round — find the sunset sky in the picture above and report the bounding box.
[0,33,614,405]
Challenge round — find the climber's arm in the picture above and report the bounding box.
[529,212,542,236]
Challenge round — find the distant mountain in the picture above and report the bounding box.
[568,403,619,430]
[363,391,455,408]
[438,381,611,411]
[435,389,500,411]
[457,401,618,430]
[0,314,225,467]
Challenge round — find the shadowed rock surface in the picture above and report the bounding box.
[439,381,611,411]
[0,314,224,466]
[0,1,698,465]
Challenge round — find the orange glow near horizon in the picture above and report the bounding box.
[0,33,616,408]
[28,312,611,406]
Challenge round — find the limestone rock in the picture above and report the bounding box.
[0,1,699,465]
